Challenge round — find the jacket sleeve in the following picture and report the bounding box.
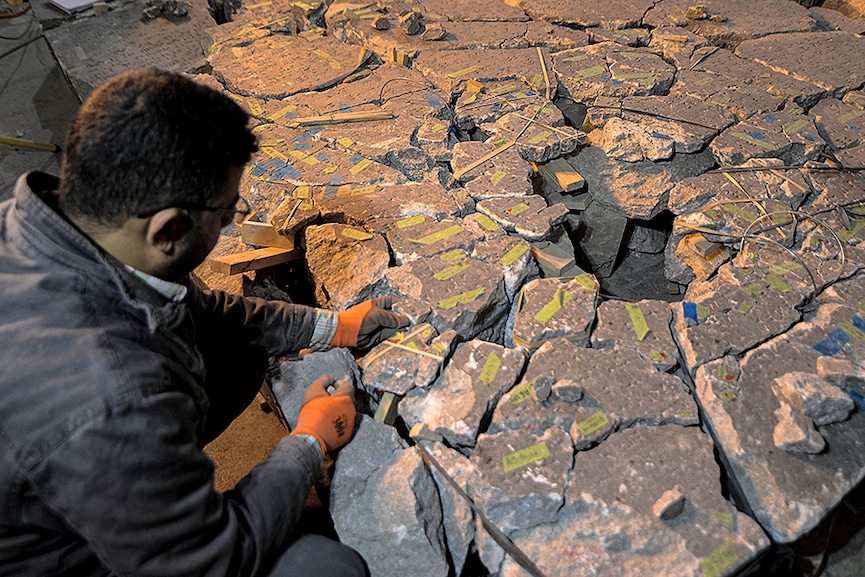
[29,390,322,577]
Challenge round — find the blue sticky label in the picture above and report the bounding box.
[349,153,364,164]
[491,103,502,111]
[316,152,330,162]
[296,131,311,142]
[813,328,851,356]
[425,94,442,108]
[652,131,672,140]
[763,114,779,123]
[273,165,302,180]
[323,185,339,200]
[803,133,817,141]
[683,301,698,322]
[854,316,865,333]
[748,131,765,140]
[294,142,311,151]
[284,110,298,118]
[307,125,323,134]
[339,102,352,113]
[848,390,865,412]
[250,163,267,177]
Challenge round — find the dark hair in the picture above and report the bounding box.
[58,69,258,227]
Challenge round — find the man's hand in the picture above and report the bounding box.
[290,375,356,456]
[330,296,410,349]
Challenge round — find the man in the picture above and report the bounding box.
[0,69,408,576]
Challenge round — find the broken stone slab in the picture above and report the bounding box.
[454,80,552,132]
[482,108,588,164]
[330,416,450,577]
[470,427,572,533]
[510,425,769,577]
[648,26,714,69]
[735,32,865,95]
[414,118,454,164]
[523,21,591,51]
[209,31,369,100]
[812,98,865,152]
[628,222,667,254]
[413,47,554,95]
[358,323,457,396]
[835,143,865,168]
[671,69,785,122]
[817,355,865,391]
[592,298,680,372]
[450,140,534,200]
[530,234,581,278]
[587,116,677,162]
[511,0,656,30]
[510,275,599,349]
[772,371,855,426]
[304,223,390,309]
[552,43,676,106]
[268,347,363,429]
[476,196,568,242]
[843,90,865,111]
[694,301,865,543]
[664,231,732,286]
[710,106,826,166]
[471,235,539,302]
[421,0,529,22]
[566,144,718,220]
[643,0,816,48]
[773,400,826,454]
[575,200,628,278]
[385,216,484,265]
[587,27,651,48]
[400,340,527,449]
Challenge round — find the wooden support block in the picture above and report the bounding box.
[531,243,577,277]
[374,391,400,425]
[208,247,302,276]
[466,79,484,93]
[409,423,443,442]
[241,221,295,249]
[537,157,585,193]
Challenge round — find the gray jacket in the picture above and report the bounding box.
[0,172,323,576]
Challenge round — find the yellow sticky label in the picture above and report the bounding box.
[430,123,447,133]
[650,350,665,362]
[397,214,426,229]
[409,224,463,245]
[502,442,550,473]
[764,273,791,293]
[337,137,354,148]
[676,409,695,418]
[501,243,529,267]
[770,261,802,275]
[508,203,530,216]
[723,203,758,223]
[574,65,606,79]
[528,130,553,145]
[491,82,518,95]
[696,304,709,318]
[719,390,737,402]
[421,325,433,339]
[476,214,500,232]
[784,119,809,134]
[352,185,376,195]
[701,543,741,577]
[267,104,297,122]
[296,185,310,198]
[231,47,243,57]
[534,288,575,324]
[840,322,865,341]
[479,351,502,383]
[289,150,310,161]
[323,163,339,174]
[575,274,598,291]
[576,411,609,436]
[434,262,470,281]
[437,287,485,309]
[713,511,734,526]
[509,381,535,405]
[341,227,373,241]
[432,342,446,353]
[440,250,465,262]
[839,110,865,123]
[625,303,650,341]
[490,171,507,185]
[447,65,480,79]
[349,158,374,174]
[247,100,263,115]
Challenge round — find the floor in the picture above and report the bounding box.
[2,1,865,575]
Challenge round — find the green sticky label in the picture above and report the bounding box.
[430,123,447,133]
[509,381,535,405]
[341,228,373,241]
[722,203,758,223]
[574,65,606,80]
[702,543,741,577]
[397,214,426,229]
[503,442,550,473]
[434,262,470,281]
[491,81,519,95]
[476,214,500,232]
[836,219,865,243]
[440,250,465,262]
[696,304,709,318]
[501,243,529,266]
[349,158,373,174]
[770,261,802,275]
[432,342,446,353]
[784,119,809,134]
[437,287,485,309]
[409,224,464,245]
[730,131,777,150]
[625,303,650,341]
[676,409,695,418]
[719,390,737,402]
[737,301,753,315]
[650,350,665,362]
[575,274,598,291]
[337,137,354,148]
[577,411,609,436]
[738,267,752,276]
[839,109,865,123]
[479,351,502,383]
[764,273,791,293]
[718,365,728,380]
[508,203,530,216]
[740,283,762,297]
[447,65,480,79]
[713,511,734,526]
[490,170,507,185]
[534,288,575,324]
[857,297,865,314]
[528,130,553,145]
[840,322,865,341]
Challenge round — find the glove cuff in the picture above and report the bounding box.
[330,307,367,347]
[290,429,327,456]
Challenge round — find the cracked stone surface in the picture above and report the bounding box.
[482,107,587,163]
[511,0,656,30]
[671,69,784,122]
[451,140,534,200]
[385,216,484,265]
[413,47,553,95]
[510,276,599,349]
[592,298,680,372]
[812,98,865,153]
[476,195,568,241]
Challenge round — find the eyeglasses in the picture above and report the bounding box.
[137,195,251,225]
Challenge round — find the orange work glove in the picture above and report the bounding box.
[290,375,356,456]
[330,296,410,350]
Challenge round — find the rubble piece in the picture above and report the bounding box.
[592,299,680,372]
[454,79,549,131]
[270,194,320,237]
[240,220,295,250]
[654,488,686,520]
[513,425,769,577]
[471,235,540,302]
[510,276,599,349]
[450,140,534,200]
[671,70,784,122]
[771,371,855,426]
[385,216,483,265]
[735,32,865,94]
[471,427,572,533]
[481,106,588,164]
[648,26,714,69]
[587,93,735,156]
[588,27,651,48]
[476,196,568,242]
[694,300,865,543]
[576,200,628,278]
[843,90,865,111]
[208,246,301,276]
[269,348,362,429]
[812,98,865,153]
[209,32,369,100]
[415,118,453,163]
[811,6,865,34]
[399,11,422,35]
[567,145,717,220]
[644,0,815,47]
[421,22,447,41]
[304,224,390,309]
[773,400,826,454]
[330,416,450,577]
[628,223,667,254]
[359,323,457,396]
[666,232,732,285]
[413,47,553,95]
[587,116,677,162]
[710,107,826,167]
[401,341,527,449]
[817,356,865,390]
[511,0,656,30]
[523,21,591,50]
[552,43,676,106]
[530,239,577,278]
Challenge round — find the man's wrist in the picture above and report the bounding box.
[292,433,324,457]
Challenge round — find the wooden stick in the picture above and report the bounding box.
[0,135,59,152]
[289,110,394,127]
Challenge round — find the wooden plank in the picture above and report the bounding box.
[374,391,400,425]
[290,110,394,127]
[536,157,585,193]
[208,247,302,275]
[240,221,295,249]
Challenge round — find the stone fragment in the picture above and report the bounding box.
[648,26,714,69]
[654,488,686,520]
[811,6,865,34]
[773,400,826,454]
[270,192,320,236]
[421,0,529,22]
[399,11,422,35]
[304,223,390,309]
[482,107,588,163]
[588,27,651,47]
[269,348,362,428]
[385,216,483,265]
[771,371,855,426]
[592,299,680,371]
[471,427,572,533]
[817,356,865,390]
[476,196,567,241]
[331,416,449,577]
[710,107,825,166]
[451,140,534,199]
[587,116,674,162]
[510,276,599,349]
[421,22,446,41]
[843,90,865,111]
[359,323,457,395]
[575,200,628,278]
[812,98,865,152]
[512,0,656,29]
[413,47,554,95]
[523,22,590,50]
[671,69,784,122]
[471,235,539,302]
[401,341,527,449]
[628,223,667,254]
[454,80,548,131]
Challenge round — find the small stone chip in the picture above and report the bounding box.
[653,488,686,520]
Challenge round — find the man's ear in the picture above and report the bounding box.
[144,208,191,256]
